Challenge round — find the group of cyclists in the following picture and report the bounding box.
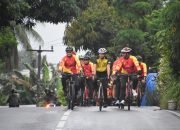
[58,46,147,108]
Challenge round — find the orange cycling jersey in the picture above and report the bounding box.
[112,55,141,74]
[82,62,94,77]
[59,55,81,74]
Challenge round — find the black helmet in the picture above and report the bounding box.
[65,46,73,52]
[136,55,142,61]
[84,55,90,60]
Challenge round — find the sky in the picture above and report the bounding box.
[30,22,67,65]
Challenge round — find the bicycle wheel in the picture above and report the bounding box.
[137,88,141,107]
[70,84,75,110]
[84,87,89,106]
[127,83,132,111]
[99,86,103,111]
[67,82,71,109]
[80,88,84,106]
[137,81,143,107]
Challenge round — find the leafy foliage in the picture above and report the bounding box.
[148,0,180,108]
[64,0,121,52]
[0,27,17,47]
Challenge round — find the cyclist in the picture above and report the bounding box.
[81,55,95,103]
[112,47,141,105]
[94,48,111,108]
[58,46,82,98]
[136,55,147,95]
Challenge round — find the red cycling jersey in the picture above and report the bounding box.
[82,62,94,77]
[112,55,141,74]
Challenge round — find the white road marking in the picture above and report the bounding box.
[57,121,66,128]
[55,109,72,130]
[64,110,72,116]
[61,115,68,121]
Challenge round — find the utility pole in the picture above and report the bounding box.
[27,45,53,103]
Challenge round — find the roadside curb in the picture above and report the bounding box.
[0,105,36,108]
[166,110,180,118]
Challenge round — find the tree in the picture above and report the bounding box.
[64,0,121,52]
[26,0,88,23]
[112,0,162,65]
[0,0,87,72]
[0,27,18,71]
[146,0,180,108]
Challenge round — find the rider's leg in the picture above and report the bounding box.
[87,78,93,99]
[115,77,120,100]
[132,75,138,96]
[102,78,108,107]
[120,76,127,104]
[61,76,68,96]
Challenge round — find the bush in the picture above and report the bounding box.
[0,90,8,105]
[56,78,66,106]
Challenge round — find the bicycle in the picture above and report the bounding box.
[97,78,106,111]
[82,76,96,106]
[136,76,144,107]
[61,73,76,110]
[82,76,89,106]
[117,73,137,110]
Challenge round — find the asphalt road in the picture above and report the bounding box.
[0,106,180,130]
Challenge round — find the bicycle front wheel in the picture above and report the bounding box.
[98,86,103,111]
[127,83,132,111]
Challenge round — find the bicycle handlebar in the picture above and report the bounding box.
[117,73,137,77]
[60,73,79,77]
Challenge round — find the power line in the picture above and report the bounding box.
[43,42,66,48]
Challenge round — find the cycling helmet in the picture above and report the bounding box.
[84,55,90,60]
[121,47,132,53]
[136,55,143,61]
[79,55,84,60]
[98,48,107,54]
[65,46,73,52]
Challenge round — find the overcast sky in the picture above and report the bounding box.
[30,22,67,64]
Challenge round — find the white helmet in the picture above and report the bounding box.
[121,47,132,53]
[98,48,107,54]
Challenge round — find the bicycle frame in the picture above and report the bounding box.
[118,73,137,110]
[62,73,76,110]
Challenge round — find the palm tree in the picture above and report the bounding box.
[4,22,44,72]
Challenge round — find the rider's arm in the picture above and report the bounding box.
[58,57,65,72]
[112,60,122,75]
[74,55,82,73]
[94,63,97,76]
[142,62,147,77]
[107,62,111,79]
[131,56,141,74]
[90,62,95,75]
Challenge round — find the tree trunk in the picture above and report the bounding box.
[5,46,19,72]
